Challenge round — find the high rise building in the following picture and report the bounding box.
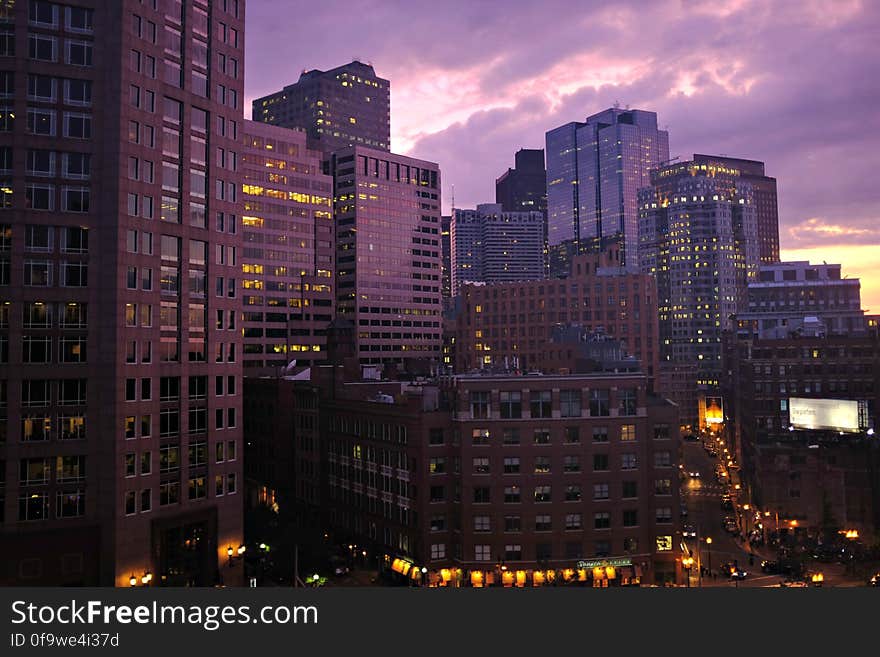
[693,154,779,264]
[330,146,441,372]
[241,121,334,375]
[495,148,546,216]
[639,159,759,426]
[252,60,390,155]
[546,108,669,274]
[0,0,245,586]
[735,261,865,339]
[441,215,451,301]
[450,203,546,294]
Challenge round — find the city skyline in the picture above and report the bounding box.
[243,0,880,310]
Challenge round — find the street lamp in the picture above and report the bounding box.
[682,557,694,587]
[705,537,712,578]
[227,544,246,567]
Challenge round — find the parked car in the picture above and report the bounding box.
[688,470,701,478]
[761,560,780,574]
[682,524,697,538]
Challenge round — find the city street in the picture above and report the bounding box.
[678,439,863,588]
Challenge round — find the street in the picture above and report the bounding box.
[679,440,863,588]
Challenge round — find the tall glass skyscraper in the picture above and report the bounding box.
[546,108,669,273]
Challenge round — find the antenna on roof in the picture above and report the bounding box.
[451,184,455,213]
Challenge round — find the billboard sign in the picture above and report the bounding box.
[789,397,860,433]
[704,397,724,425]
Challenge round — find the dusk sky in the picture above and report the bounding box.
[244,0,880,311]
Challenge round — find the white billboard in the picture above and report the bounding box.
[789,397,860,433]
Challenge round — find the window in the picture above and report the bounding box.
[560,389,581,417]
[26,185,54,210]
[499,391,521,418]
[470,391,489,419]
[563,455,580,473]
[59,379,86,405]
[504,486,520,504]
[590,389,610,416]
[428,457,445,475]
[620,424,636,442]
[65,6,93,33]
[592,426,609,443]
[61,187,89,212]
[429,515,445,532]
[429,485,445,503]
[564,426,580,444]
[621,453,637,470]
[534,456,551,474]
[593,454,609,471]
[25,225,53,251]
[564,484,581,502]
[61,261,87,287]
[19,493,49,521]
[593,483,609,500]
[535,514,552,532]
[63,113,91,139]
[565,513,582,530]
[623,510,638,527]
[27,74,56,101]
[653,424,670,441]
[63,79,91,106]
[594,512,611,529]
[29,33,57,61]
[474,515,490,532]
[656,507,672,523]
[532,428,550,445]
[534,485,551,503]
[618,388,637,415]
[530,390,551,418]
[502,428,519,445]
[23,105,53,139]
[474,545,491,562]
[140,489,151,513]
[430,544,445,560]
[428,428,444,445]
[473,486,490,504]
[471,428,489,446]
[472,457,489,474]
[57,490,85,518]
[503,457,519,474]
[24,260,52,286]
[160,481,180,506]
[66,40,93,66]
[62,153,90,179]
[654,451,672,468]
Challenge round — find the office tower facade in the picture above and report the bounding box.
[495,148,547,216]
[330,146,441,371]
[546,108,669,274]
[693,154,779,264]
[450,203,546,295]
[735,261,865,339]
[0,0,245,586]
[241,121,334,374]
[441,214,451,300]
[639,159,759,426]
[452,248,659,388]
[252,60,390,155]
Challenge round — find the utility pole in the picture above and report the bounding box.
[293,544,306,587]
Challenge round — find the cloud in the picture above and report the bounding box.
[244,0,880,248]
[787,218,880,247]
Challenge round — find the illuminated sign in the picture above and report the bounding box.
[705,397,724,425]
[789,397,860,433]
[576,557,632,570]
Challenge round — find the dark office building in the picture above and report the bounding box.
[693,154,779,264]
[0,0,245,586]
[252,60,390,155]
[495,148,546,216]
[441,214,451,301]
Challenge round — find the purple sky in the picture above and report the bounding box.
[244,0,880,309]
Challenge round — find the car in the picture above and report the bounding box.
[688,470,701,478]
[869,572,880,587]
[328,555,350,576]
[761,560,780,574]
[730,570,748,580]
[682,524,697,538]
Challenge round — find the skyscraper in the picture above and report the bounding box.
[450,203,546,294]
[0,0,245,586]
[546,108,669,274]
[495,148,546,215]
[693,154,779,264]
[441,214,451,301]
[252,60,390,155]
[330,147,441,372]
[241,121,334,374]
[639,159,759,425]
